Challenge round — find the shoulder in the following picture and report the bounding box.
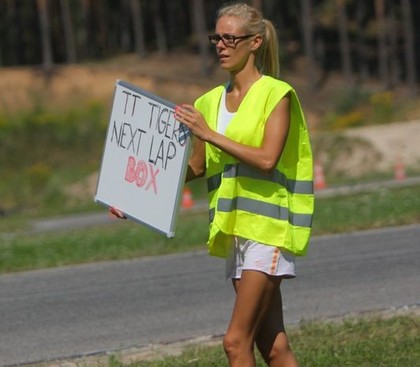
[257,76,297,110]
[260,76,294,96]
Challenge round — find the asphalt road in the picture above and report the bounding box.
[1,224,419,366]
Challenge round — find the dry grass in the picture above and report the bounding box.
[0,53,223,114]
[1,52,420,185]
[1,51,419,125]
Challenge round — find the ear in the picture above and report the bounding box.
[250,35,263,51]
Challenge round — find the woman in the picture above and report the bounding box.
[174,3,314,367]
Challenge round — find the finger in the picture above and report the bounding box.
[109,206,127,219]
[174,106,186,120]
[109,206,118,217]
[181,103,194,110]
[177,107,190,119]
[175,110,191,127]
[180,104,196,115]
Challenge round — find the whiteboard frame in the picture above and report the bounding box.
[94,80,191,237]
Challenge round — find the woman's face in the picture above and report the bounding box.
[213,15,257,73]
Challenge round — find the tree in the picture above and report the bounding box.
[191,0,211,76]
[60,0,77,63]
[387,0,400,87]
[119,0,131,52]
[78,0,90,60]
[336,0,352,83]
[300,0,316,88]
[2,0,17,65]
[130,0,146,57]
[151,0,168,54]
[401,0,417,95]
[0,0,417,94]
[375,0,389,87]
[355,0,369,80]
[36,0,53,72]
[94,1,108,57]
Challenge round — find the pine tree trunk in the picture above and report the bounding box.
[119,0,131,52]
[95,2,108,56]
[300,0,315,88]
[151,0,168,55]
[191,0,211,76]
[336,0,352,84]
[78,0,90,60]
[356,0,369,80]
[401,0,417,95]
[36,0,53,73]
[387,1,400,87]
[375,0,389,87]
[60,0,77,63]
[130,0,146,57]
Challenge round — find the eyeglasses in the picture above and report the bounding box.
[208,33,255,46]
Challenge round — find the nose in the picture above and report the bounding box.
[215,38,225,49]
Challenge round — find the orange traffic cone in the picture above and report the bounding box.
[314,161,327,190]
[182,187,194,209]
[394,157,406,181]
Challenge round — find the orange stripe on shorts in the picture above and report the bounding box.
[270,247,280,275]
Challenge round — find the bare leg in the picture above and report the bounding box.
[255,286,299,367]
[223,270,282,367]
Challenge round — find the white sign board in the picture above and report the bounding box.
[95,80,191,237]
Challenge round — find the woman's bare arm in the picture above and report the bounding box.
[175,94,290,175]
[186,137,206,182]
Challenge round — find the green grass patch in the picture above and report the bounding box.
[105,314,419,366]
[291,315,420,367]
[0,101,106,212]
[0,211,209,273]
[1,184,420,273]
[313,185,420,234]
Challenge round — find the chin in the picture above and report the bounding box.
[219,60,232,70]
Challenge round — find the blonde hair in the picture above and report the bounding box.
[217,3,280,78]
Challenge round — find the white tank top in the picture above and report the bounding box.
[217,88,236,135]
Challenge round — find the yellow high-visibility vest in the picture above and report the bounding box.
[194,76,314,257]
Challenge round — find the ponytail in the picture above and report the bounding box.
[258,19,280,79]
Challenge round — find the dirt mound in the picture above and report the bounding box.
[345,120,420,172]
[312,120,420,179]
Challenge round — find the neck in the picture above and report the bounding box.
[228,66,262,94]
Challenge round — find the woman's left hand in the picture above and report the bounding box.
[174,104,212,142]
[109,206,127,219]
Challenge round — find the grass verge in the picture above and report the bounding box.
[104,314,419,366]
[1,184,420,273]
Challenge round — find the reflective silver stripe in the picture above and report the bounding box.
[217,197,313,228]
[224,164,313,194]
[207,163,313,194]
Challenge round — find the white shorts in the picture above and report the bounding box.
[225,237,296,280]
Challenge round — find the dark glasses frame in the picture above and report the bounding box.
[208,33,255,45]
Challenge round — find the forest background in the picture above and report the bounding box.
[0,0,420,218]
[1,0,418,90]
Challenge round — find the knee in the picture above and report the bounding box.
[223,332,239,358]
[223,331,248,359]
[268,333,293,362]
